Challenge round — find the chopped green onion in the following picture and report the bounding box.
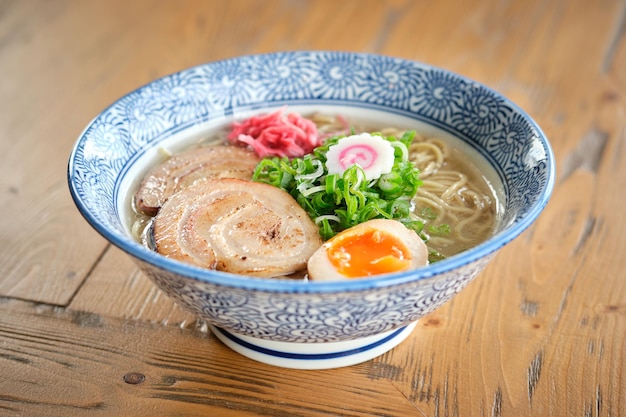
[252,130,427,241]
[428,223,451,236]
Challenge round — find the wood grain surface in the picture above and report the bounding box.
[1,0,625,416]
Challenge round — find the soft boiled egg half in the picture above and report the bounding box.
[307,219,429,281]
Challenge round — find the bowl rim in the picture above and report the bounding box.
[67,51,556,293]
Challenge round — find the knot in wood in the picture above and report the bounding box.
[123,372,146,385]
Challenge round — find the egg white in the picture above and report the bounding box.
[307,219,428,281]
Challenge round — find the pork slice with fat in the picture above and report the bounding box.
[135,145,260,216]
[152,178,322,277]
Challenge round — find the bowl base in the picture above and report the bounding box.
[209,321,418,370]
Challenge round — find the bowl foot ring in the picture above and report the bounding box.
[209,321,418,370]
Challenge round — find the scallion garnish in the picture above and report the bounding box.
[253,131,425,240]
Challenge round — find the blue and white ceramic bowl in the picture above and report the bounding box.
[68,51,555,369]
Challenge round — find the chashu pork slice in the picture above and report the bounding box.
[135,145,260,216]
[152,178,323,277]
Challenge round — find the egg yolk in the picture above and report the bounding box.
[326,228,412,278]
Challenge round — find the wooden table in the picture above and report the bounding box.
[1,0,624,415]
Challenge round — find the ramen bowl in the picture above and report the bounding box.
[68,51,554,369]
